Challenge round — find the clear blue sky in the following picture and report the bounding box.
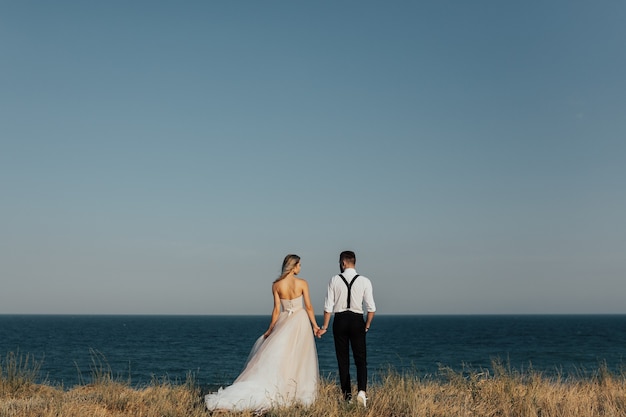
[1,1,625,315]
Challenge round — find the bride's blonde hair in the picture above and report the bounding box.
[274,254,300,283]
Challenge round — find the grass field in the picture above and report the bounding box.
[2,352,625,416]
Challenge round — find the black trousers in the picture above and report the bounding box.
[333,311,367,397]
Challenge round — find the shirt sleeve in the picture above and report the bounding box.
[363,280,376,312]
[323,277,336,313]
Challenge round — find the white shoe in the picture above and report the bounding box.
[357,390,367,408]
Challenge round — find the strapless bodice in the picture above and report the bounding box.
[280,295,304,314]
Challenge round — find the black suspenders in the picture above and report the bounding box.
[339,274,360,308]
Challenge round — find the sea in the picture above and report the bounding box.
[1,315,625,389]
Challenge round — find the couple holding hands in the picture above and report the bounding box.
[205,251,376,412]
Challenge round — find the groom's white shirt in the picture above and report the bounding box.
[323,268,376,315]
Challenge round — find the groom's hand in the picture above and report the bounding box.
[315,328,327,338]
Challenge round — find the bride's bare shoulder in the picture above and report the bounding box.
[296,277,310,288]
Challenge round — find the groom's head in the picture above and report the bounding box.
[339,251,356,272]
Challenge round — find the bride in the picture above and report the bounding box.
[205,254,322,412]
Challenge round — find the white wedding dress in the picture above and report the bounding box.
[205,295,319,411]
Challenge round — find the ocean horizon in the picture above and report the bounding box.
[2,314,625,388]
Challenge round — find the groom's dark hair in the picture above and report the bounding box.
[339,251,356,265]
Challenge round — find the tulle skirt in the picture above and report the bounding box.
[205,308,319,411]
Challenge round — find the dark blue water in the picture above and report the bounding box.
[1,315,624,388]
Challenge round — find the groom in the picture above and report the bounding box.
[318,251,376,407]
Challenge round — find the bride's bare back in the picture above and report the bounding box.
[274,276,306,300]
[265,273,320,339]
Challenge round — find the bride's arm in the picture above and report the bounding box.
[302,280,321,334]
[264,284,281,338]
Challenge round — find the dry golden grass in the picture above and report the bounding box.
[2,352,626,417]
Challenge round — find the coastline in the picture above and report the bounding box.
[2,353,625,417]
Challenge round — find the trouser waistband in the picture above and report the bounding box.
[335,310,363,316]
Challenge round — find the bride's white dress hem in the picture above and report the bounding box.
[204,295,319,412]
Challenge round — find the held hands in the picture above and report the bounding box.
[314,327,327,338]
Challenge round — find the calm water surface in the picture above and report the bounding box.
[1,315,624,388]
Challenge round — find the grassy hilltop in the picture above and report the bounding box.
[2,352,626,417]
